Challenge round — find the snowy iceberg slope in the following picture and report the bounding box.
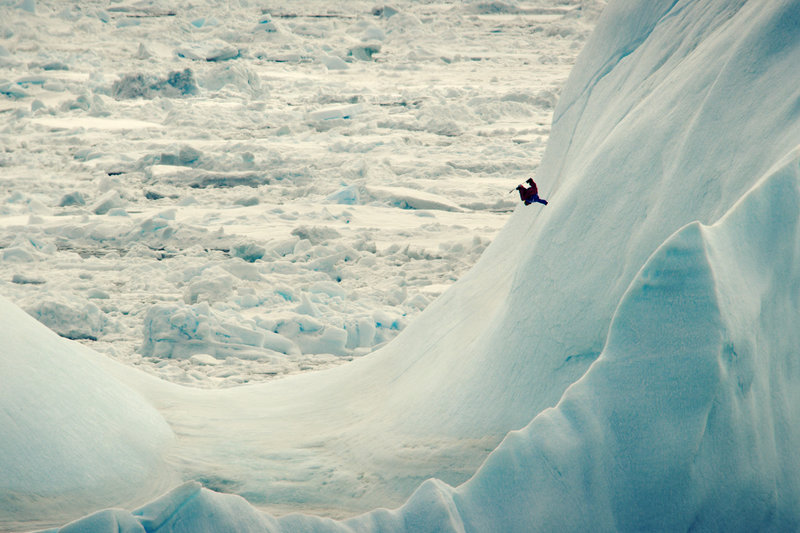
[0,297,178,529]
[273,147,800,530]
[12,0,800,529]
[53,124,800,533]
[436,153,800,532]
[459,0,800,432]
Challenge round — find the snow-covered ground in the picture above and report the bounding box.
[0,0,597,387]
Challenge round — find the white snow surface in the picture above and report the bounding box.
[7,0,800,531]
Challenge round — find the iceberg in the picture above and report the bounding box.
[5,0,800,530]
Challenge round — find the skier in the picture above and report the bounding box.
[516,178,548,206]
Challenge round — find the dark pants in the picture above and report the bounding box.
[525,195,548,206]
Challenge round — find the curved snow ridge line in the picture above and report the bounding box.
[49,152,800,532]
[53,482,206,533]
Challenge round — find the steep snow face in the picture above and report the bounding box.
[457,0,800,431]
[0,297,177,530]
[436,151,800,533]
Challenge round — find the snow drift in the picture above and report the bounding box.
[0,298,177,529]
[6,0,800,530]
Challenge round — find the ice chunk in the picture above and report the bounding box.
[372,4,399,18]
[111,69,198,99]
[308,103,363,121]
[320,54,349,70]
[87,288,110,299]
[231,242,266,262]
[0,81,27,99]
[309,280,346,298]
[145,165,268,188]
[223,261,263,282]
[293,238,312,255]
[157,145,202,167]
[366,186,463,211]
[89,94,111,117]
[136,43,152,59]
[234,195,259,207]
[59,191,89,209]
[295,324,349,356]
[290,225,342,245]
[11,273,45,285]
[295,294,320,317]
[349,43,381,61]
[2,247,36,262]
[346,317,376,349]
[183,268,236,305]
[175,40,240,62]
[326,185,361,205]
[189,353,222,366]
[141,303,301,360]
[200,63,264,95]
[91,190,126,215]
[25,297,108,341]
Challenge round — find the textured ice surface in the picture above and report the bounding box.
[0,0,593,388]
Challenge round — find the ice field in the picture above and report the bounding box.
[7,0,800,531]
[0,0,596,388]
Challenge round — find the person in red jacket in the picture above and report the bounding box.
[517,178,548,206]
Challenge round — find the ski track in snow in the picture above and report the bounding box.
[0,0,597,387]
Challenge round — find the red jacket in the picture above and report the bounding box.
[517,184,538,202]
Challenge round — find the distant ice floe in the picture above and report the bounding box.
[364,186,464,211]
[0,188,489,385]
[1,0,595,520]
